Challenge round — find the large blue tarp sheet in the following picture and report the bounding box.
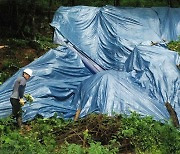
[0,6,180,122]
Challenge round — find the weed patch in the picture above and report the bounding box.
[1,113,179,153]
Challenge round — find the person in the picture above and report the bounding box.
[10,68,33,128]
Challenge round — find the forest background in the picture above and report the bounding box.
[0,0,180,83]
[0,1,180,153]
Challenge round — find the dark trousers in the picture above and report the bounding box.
[10,98,22,127]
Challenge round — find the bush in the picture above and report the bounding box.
[0,111,180,153]
[168,40,180,55]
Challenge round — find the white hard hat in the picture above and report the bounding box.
[23,68,33,76]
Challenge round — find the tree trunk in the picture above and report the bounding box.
[167,0,173,7]
[30,0,36,40]
[72,0,75,6]
[48,0,53,23]
[68,0,75,6]
[165,102,179,128]
[114,0,120,6]
[9,0,18,34]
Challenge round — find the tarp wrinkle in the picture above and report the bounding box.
[0,6,180,122]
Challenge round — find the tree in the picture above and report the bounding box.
[29,0,36,40]
[8,0,18,35]
[67,0,75,6]
[167,0,173,7]
[48,0,52,23]
[114,0,120,6]
[72,0,75,5]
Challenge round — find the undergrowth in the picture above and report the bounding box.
[168,40,180,55]
[0,37,180,153]
[0,36,58,84]
[0,113,179,154]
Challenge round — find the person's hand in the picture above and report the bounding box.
[19,98,25,106]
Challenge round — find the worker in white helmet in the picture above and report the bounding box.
[10,68,33,128]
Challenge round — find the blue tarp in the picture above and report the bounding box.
[0,6,180,122]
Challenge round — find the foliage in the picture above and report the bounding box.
[24,93,34,103]
[0,36,57,51]
[59,141,118,154]
[0,72,12,84]
[3,38,28,48]
[88,142,116,154]
[1,0,180,38]
[120,0,169,7]
[0,35,58,85]
[0,1,179,152]
[167,39,180,69]
[0,115,69,153]
[59,142,85,154]
[168,40,180,55]
[29,34,59,50]
[115,112,180,153]
[59,129,118,154]
[0,113,179,153]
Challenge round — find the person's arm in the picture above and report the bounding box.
[18,85,24,99]
[74,109,81,121]
[18,84,25,106]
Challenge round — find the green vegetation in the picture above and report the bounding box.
[0,36,58,84]
[0,1,180,153]
[167,39,180,69]
[0,35,58,51]
[0,113,179,153]
[0,37,179,152]
[0,0,180,39]
[168,40,180,55]
[0,37,179,85]
[24,94,34,103]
